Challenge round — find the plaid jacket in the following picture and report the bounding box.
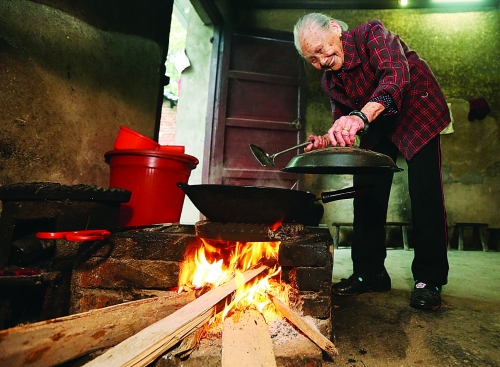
[321,20,450,160]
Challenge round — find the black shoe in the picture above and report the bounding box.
[410,281,442,311]
[331,269,391,296]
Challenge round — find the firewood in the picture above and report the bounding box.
[222,309,277,367]
[269,294,339,358]
[164,322,207,359]
[0,291,196,367]
[84,264,270,367]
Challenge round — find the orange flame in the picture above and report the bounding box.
[269,218,283,231]
[178,237,286,321]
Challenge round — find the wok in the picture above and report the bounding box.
[177,182,371,225]
[281,147,403,174]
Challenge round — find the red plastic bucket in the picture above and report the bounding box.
[104,149,198,226]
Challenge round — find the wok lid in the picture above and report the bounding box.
[281,147,403,174]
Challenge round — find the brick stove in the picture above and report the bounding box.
[70,221,334,366]
[194,221,333,318]
[0,182,336,366]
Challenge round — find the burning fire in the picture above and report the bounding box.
[178,237,289,321]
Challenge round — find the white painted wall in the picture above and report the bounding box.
[174,5,213,224]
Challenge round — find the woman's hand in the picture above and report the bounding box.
[328,115,365,147]
[304,134,330,152]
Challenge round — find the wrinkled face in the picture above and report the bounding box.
[299,21,344,71]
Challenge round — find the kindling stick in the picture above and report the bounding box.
[269,294,339,358]
[84,264,270,367]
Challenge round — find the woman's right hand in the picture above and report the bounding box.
[305,134,330,152]
[328,115,364,147]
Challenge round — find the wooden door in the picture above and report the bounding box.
[206,27,306,189]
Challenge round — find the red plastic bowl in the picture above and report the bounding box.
[157,145,185,153]
[114,126,159,150]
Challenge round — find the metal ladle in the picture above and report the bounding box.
[250,133,332,167]
[249,141,312,167]
[249,127,370,167]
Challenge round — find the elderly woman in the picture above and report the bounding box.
[294,13,450,310]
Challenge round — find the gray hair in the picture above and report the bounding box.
[293,13,348,57]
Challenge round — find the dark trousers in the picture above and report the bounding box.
[352,136,449,285]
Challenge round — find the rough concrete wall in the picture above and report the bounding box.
[240,8,500,230]
[0,0,170,187]
[441,99,500,225]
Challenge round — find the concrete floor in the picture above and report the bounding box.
[325,248,500,367]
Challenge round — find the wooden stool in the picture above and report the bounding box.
[385,222,411,251]
[451,222,488,251]
[331,222,352,249]
[486,228,500,251]
[331,222,411,250]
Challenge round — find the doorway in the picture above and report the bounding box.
[206,27,307,190]
[158,0,189,146]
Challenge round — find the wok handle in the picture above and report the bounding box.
[319,185,373,203]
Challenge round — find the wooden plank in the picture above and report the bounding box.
[222,309,277,367]
[226,117,301,130]
[270,295,339,358]
[228,70,300,86]
[84,265,270,367]
[240,0,473,10]
[0,291,196,367]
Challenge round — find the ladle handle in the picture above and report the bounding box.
[270,141,311,159]
[271,134,330,159]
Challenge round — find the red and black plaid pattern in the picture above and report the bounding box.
[321,20,450,160]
